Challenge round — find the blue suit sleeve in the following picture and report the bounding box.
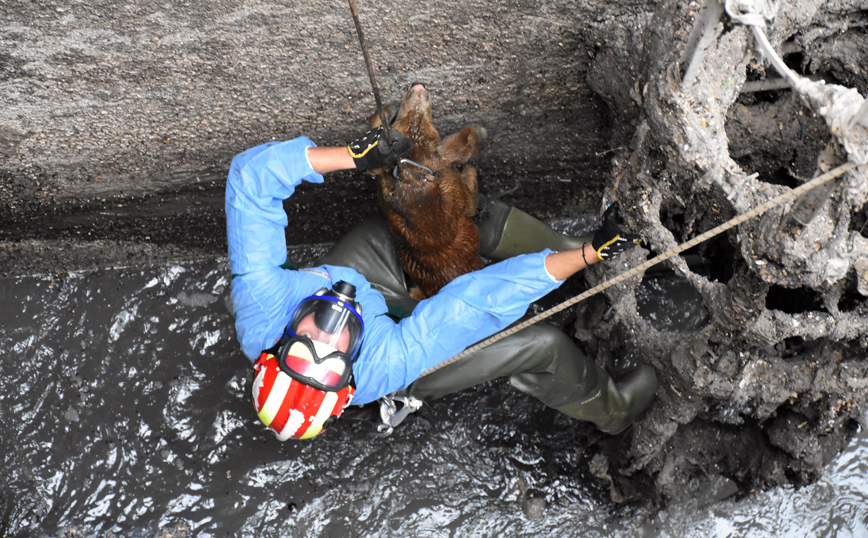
[226,137,323,276]
[225,137,325,361]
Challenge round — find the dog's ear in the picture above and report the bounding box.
[368,110,383,129]
[368,101,400,129]
[438,125,486,166]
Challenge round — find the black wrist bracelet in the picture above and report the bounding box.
[582,244,590,265]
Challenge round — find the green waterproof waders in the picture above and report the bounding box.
[313,202,656,434]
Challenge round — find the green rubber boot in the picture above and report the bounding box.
[478,199,592,260]
[557,365,658,435]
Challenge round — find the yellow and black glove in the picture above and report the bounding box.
[348,127,413,171]
[591,203,643,261]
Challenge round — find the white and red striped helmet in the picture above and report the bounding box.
[252,350,354,440]
[251,281,363,440]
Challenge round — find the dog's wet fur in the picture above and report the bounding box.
[367,84,486,300]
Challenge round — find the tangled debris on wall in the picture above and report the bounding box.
[580,0,868,502]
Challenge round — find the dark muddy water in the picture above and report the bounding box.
[1,246,867,537]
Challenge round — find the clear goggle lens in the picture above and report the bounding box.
[278,337,353,392]
[289,295,364,359]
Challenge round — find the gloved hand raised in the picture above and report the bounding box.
[591,202,643,261]
[348,127,413,171]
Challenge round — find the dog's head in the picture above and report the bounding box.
[369,84,481,194]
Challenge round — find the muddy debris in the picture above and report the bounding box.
[582,0,868,503]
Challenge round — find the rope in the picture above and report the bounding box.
[420,160,858,378]
[347,0,392,144]
[724,0,804,90]
[725,0,868,165]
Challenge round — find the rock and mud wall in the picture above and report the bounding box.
[1,0,612,273]
[2,0,867,506]
[579,0,868,501]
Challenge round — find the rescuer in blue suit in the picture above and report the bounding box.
[226,128,657,440]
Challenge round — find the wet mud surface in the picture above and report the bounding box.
[3,256,867,537]
[0,251,610,536]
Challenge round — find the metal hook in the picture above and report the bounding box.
[377,395,425,435]
[393,158,438,183]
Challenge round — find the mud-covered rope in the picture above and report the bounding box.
[347,0,392,144]
[724,0,799,89]
[420,160,858,378]
[725,0,868,165]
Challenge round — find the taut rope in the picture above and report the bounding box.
[420,161,858,377]
[347,0,392,145]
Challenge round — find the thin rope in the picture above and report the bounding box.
[420,160,858,378]
[347,0,392,145]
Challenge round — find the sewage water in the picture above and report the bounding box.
[1,256,866,537]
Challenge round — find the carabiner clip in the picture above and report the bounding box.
[377,395,425,435]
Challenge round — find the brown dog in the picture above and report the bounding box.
[367,83,485,300]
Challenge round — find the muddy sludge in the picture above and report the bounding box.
[1,245,866,537]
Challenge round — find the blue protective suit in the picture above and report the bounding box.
[226,137,564,405]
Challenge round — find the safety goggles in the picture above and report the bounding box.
[277,336,354,392]
[288,292,364,359]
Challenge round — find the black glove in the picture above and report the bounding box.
[348,127,413,171]
[591,202,643,261]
